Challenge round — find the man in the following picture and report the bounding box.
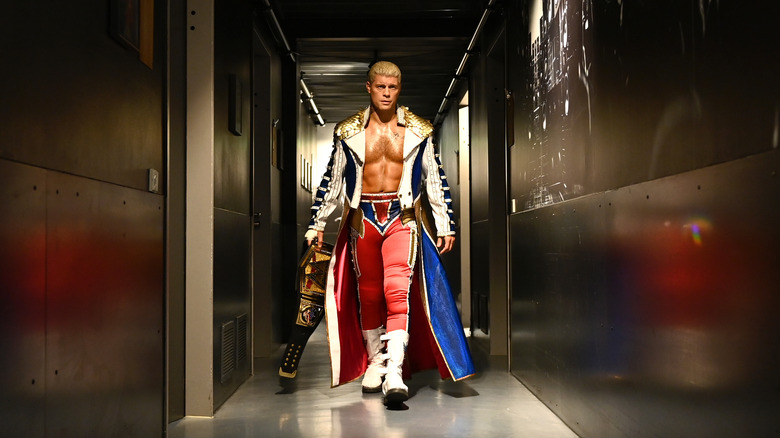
[305,61,474,405]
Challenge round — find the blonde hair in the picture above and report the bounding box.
[368,61,402,83]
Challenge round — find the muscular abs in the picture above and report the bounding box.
[363,125,405,193]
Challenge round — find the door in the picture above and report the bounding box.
[251,28,282,358]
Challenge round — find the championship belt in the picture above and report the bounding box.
[278,241,333,378]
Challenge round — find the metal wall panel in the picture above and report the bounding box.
[511,150,780,437]
[212,0,254,410]
[251,27,288,357]
[0,2,165,192]
[508,0,780,211]
[468,65,491,224]
[468,56,492,335]
[214,0,252,215]
[468,29,511,347]
[0,160,46,438]
[167,0,188,421]
[213,208,252,409]
[46,171,164,437]
[485,35,509,355]
[470,220,491,333]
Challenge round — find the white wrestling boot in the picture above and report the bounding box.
[381,330,409,404]
[361,327,386,393]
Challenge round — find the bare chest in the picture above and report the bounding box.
[364,127,405,164]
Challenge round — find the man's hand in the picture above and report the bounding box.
[436,235,455,254]
[306,230,324,248]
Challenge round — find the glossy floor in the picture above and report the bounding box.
[168,328,578,438]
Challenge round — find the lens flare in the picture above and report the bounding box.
[684,217,711,246]
[691,223,702,245]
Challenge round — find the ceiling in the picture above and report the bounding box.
[264,0,487,124]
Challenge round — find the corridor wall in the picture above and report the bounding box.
[212,0,254,410]
[0,1,167,437]
[504,0,780,436]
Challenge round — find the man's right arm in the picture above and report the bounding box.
[306,140,346,245]
[421,139,456,237]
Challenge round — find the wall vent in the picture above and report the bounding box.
[220,320,236,383]
[236,313,248,363]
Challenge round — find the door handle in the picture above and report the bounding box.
[253,212,261,227]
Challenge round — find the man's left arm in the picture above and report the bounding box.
[422,138,456,254]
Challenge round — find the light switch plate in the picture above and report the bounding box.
[148,168,159,193]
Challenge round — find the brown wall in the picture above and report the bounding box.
[469,21,511,350]
[212,0,259,409]
[1,2,165,190]
[251,23,287,356]
[498,0,780,436]
[0,1,167,436]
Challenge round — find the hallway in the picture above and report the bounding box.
[4,1,780,436]
[168,328,577,438]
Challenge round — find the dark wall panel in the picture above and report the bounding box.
[510,190,610,435]
[213,0,254,408]
[215,0,252,214]
[1,2,167,435]
[505,1,780,434]
[511,150,780,437]
[468,44,493,335]
[46,170,164,437]
[468,25,511,351]
[251,24,289,357]
[213,208,252,408]
[509,0,780,210]
[0,1,165,192]
[0,161,46,438]
[468,71,490,224]
[0,164,165,438]
[167,0,188,422]
[470,220,490,333]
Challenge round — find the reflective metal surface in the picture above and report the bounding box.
[169,327,577,438]
[0,3,164,193]
[511,150,780,437]
[508,0,780,210]
[212,0,255,410]
[507,1,780,433]
[0,160,46,438]
[0,160,165,437]
[213,208,253,409]
[45,171,165,437]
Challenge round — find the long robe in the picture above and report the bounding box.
[314,107,475,387]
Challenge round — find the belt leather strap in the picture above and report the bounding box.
[278,241,333,378]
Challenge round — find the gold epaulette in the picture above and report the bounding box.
[334,109,367,140]
[401,106,434,139]
[334,107,433,140]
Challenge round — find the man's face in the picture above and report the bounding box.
[366,74,401,112]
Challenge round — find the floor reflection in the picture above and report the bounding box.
[168,327,577,437]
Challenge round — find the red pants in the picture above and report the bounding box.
[351,193,417,333]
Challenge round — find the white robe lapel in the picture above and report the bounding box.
[343,106,423,162]
[342,107,370,164]
[402,128,423,158]
[399,106,424,158]
[344,130,366,164]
